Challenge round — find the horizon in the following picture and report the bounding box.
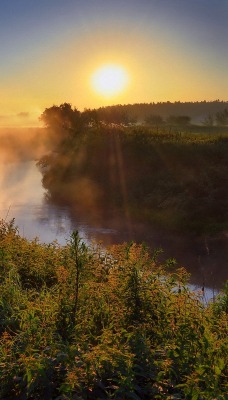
[0,99,228,129]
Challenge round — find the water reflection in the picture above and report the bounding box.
[0,160,227,292]
[67,209,228,290]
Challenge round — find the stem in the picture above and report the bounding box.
[71,231,80,326]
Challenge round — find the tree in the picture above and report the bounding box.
[97,106,130,125]
[81,108,99,127]
[215,108,228,126]
[202,113,214,127]
[40,103,81,132]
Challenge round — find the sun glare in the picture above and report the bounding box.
[91,64,129,97]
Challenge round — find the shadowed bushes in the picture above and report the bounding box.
[38,127,228,234]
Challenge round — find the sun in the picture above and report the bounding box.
[91,64,129,97]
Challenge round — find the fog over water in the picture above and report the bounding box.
[0,128,227,298]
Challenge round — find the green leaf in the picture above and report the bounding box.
[26,369,32,384]
[214,365,221,376]
[191,389,199,400]
[218,358,225,370]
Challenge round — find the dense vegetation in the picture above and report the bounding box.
[38,122,228,235]
[0,220,227,399]
[2,103,227,398]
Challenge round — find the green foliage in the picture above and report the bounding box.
[0,220,227,399]
[37,126,228,235]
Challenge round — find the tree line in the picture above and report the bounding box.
[40,101,228,131]
[96,101,228,126]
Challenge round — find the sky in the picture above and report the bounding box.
[0,0,227,126]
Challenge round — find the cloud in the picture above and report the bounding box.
[0,112,30,121]
[17,112,30,118]
[0,112,39,127]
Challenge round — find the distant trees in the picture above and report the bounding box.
[145,114,164,125]
[81,108,99,127]
[145,114,191,126]
[39,103,228,137]
[202,108,228,127]
[97,107,131,125]
[202,113,215,127]
[215,108,228,126]
[98,101,228,127]
[166,115,191,125]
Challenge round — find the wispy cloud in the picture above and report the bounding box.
[0,112,39,127]
[17,112,30,118]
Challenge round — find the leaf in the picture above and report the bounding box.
[217,358,225,370]
[26,369,32,384]
[191,389,199,400]
[214,366,221,376]
[156,371,164,381]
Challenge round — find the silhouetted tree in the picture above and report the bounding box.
[40,103,81,132]
[97,107,130,125]
[81,108,99,127]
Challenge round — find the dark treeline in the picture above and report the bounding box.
[96,100,228,125]
[39,101,228,129]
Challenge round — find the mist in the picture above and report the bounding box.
[0,127,54,230]
[0,127,52,163]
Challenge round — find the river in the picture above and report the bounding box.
[1,157,227,299]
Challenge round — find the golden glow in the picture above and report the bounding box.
[91,64,129,97]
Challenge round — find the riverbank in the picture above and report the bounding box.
[38,126,228,235]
